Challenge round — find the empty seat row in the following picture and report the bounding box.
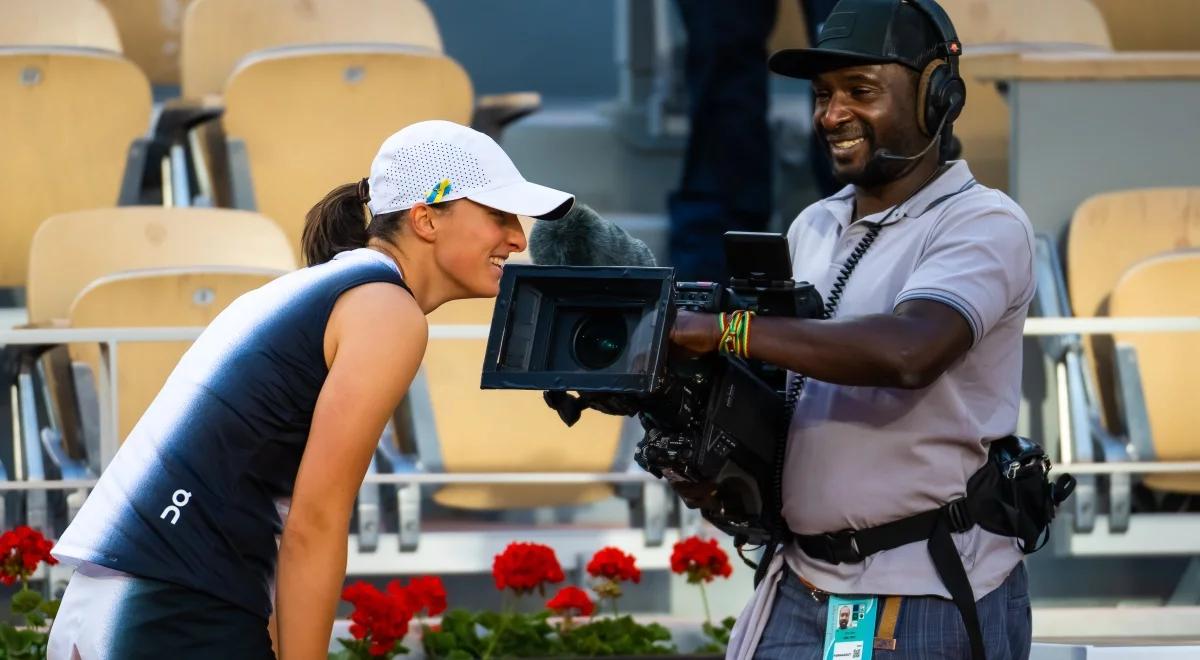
[1032,187,1200,566]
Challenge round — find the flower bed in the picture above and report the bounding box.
[0,525,741,659]
[0,527,60,659]
[331,536,737,659]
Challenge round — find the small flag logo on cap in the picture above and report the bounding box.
[425,179,453,204]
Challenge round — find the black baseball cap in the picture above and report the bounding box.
[769,0,957,80]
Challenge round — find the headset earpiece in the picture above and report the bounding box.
[916,57,966,137]
[906,0,966,138]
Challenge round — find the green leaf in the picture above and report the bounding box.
[22,612,44,629]
[0,626,25,653]
[9,590,40,615]
[38,599,60,618]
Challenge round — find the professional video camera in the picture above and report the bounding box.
[481,226,822,545]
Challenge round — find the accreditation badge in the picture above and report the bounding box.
[823,595,878,660]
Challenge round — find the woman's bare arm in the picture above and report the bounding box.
[275,283,427,660]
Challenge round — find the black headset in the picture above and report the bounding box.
[904,0,966,137]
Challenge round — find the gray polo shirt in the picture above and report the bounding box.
[781,160,1036,600]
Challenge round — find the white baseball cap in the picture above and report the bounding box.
[366,120,574,220]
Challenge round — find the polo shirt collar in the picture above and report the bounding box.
[819,160,976,230]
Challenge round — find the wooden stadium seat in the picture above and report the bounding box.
[100,0,195,86]
[1066,188,1200,436]
[768,0,810,54]
[943,0,1111,47]
[1091,0,1200,52]
[0,0,122,51]
[221,45,472,261]
[181,0,441,101]
[26,207,296,324]
[421,297,625,510]
[1110,250,1200,494]
[940,0,1112,191]
[69,267,286,441]
[0,48,151,288]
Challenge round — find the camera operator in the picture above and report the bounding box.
[668,1,1036,658]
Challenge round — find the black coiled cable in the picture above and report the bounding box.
[752,165,953,584]
[774,223,883,503]
[753,222,886,583]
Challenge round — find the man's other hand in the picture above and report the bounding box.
[670,479,719,509]
[670,310,721,354]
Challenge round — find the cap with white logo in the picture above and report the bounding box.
[366,120,574,220]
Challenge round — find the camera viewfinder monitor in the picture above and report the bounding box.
[481,265,675,393]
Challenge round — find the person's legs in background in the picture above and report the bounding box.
[800,0,842,199]
[669,0,776,284]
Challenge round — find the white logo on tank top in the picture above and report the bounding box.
[159,489,193,525]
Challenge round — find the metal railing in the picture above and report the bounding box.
[2,316,1200,491]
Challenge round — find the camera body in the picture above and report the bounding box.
[481,233,821,544]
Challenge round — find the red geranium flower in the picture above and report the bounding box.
[341,580,415,657]
[670,536,733,584]
[405,576,447,617]
[492,542,565,594]
[546,586,595,618]
[0,526,57,585]
[586,547,641,584]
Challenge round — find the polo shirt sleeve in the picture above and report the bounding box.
[894,202,1035,346]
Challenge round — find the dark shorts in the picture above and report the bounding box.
[49,565,275,660]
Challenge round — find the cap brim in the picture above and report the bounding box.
[467,180,575,220]
[769,48,898,80]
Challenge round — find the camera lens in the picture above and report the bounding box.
[571,313,627,370]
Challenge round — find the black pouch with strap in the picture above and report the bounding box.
[792,435,1075,660]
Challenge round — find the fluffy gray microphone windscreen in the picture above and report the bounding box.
[528,202,657,267]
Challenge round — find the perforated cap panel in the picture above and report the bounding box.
[377,140,491,212]
[366,120,573,220]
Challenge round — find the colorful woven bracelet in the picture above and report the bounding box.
[718,310,754,358]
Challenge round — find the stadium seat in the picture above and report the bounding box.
[180,0,441,101]
[1066,187,1200,435]
[26,207,296,324]
[220,45,472,260]
[0,48,151,289]
[100,0,194,87]
[944,0,1112,46]
[0,0,122,52]
[767,0,810,54]
[17,207,295,494]
[1031,188,1200,555]
[68,267,286,442]
[1090,0,1200,52]
[1109,250,1200,494]
[417,296,627,510]
[940,0,1112,191]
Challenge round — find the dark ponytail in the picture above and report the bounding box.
[302,178,451,267]
[302,181,371,267]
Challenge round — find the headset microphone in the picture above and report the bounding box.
[872,107,953,163]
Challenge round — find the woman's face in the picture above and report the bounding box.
[432,199,527,298]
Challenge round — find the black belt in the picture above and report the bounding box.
[794,496,984,660]
[754,436,1072,660]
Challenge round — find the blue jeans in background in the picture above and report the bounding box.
[754,563,1032,660]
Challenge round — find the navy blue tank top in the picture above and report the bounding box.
[53,249,410,618]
